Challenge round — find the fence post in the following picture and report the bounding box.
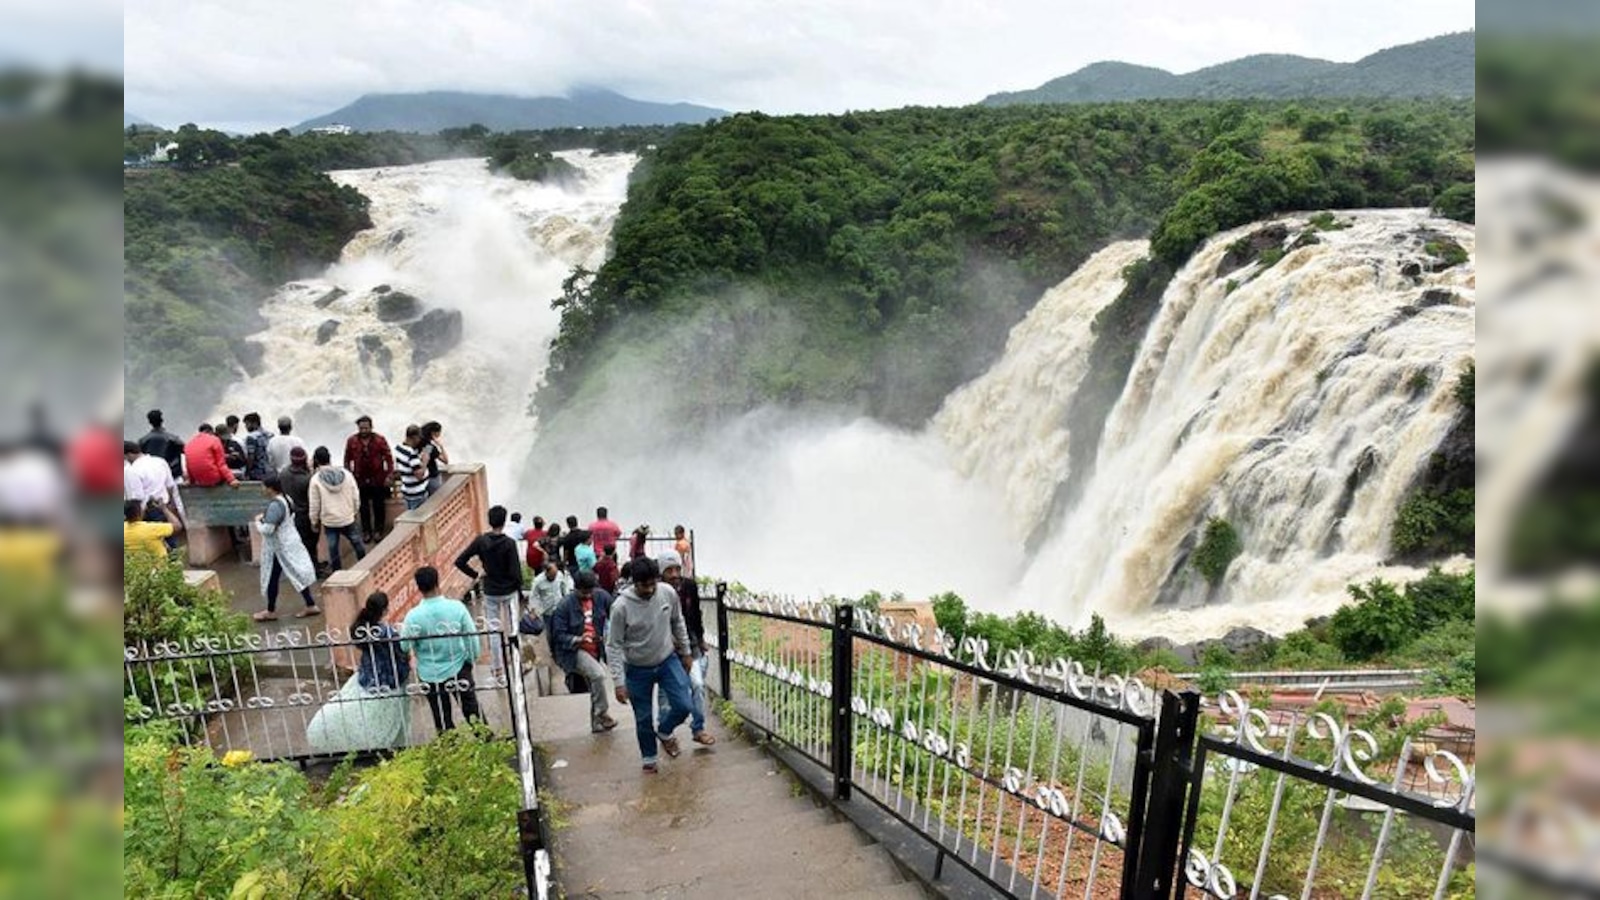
[714,582,731,698]
[830,603,855,801]
[1126,689,1201,900]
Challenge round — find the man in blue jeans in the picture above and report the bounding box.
[605,557,709,772]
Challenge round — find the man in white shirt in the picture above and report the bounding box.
[124,441,184,547]
[266,416,307,474]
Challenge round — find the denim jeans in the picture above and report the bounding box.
[623,655,693,764]
[324,524,367,571]
[656,650,708,733]
[403,493,426,511]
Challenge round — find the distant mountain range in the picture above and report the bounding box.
[124,111,156,128]
[292,88,728,133]
[983,32,1473,106]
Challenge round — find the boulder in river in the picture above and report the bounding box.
[404,308,464,367]
[315,320,341,345]
[356,334,394,383]
[312,287,346,309]
[374,290,422,322]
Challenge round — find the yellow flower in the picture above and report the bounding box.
[221,750,254,768]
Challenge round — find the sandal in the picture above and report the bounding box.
[658,734,681,758]
[642,761,659,774]
[251,610,279,622]
[692,731,717,746]
[295,607,322,618]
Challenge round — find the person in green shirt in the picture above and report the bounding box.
[400,565,482,733]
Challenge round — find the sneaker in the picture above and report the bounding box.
[595,715,618,731]
[642,761,659,774]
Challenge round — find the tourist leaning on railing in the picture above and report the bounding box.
[307,591,412,754]
[400,565,482,733]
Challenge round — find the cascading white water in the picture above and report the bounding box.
[965,210,1474,639]
[219,151,636,498]
[933,240,1150,537]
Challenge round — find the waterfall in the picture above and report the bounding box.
[933,240,1150,538]
[937,210,1474,639]
[217,151,636,499]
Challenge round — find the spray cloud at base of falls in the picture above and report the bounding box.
[218,151,636,501]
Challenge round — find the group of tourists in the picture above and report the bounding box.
[311,503,714,773]
[122,409,454,611]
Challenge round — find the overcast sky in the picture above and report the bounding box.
[126,0,1474,134]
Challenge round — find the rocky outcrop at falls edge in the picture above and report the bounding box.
[1136,626,1273,668]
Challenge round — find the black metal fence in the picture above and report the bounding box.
[712,590,1478,900]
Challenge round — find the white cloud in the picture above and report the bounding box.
[125,0,1475,132]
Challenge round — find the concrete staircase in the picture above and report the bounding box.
[532,693,926,900]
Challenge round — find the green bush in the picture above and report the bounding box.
[123,554,252,732]
[1330,578,1417,661]
[1432,182,1474,223]
[1192,517,1243,587]
[1391,488,1474,557]
[1405,567,1475,626]
[124,727,522,899]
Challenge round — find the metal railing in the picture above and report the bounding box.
[122,612,553,899]
[1176,690,1475,900]
[718,591,1183,899]
[712,590,1478,900]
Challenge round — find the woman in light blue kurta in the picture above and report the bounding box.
[307,592,413,754]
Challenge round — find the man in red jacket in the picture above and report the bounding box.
[343,415,394,544]
[182,424,239,488]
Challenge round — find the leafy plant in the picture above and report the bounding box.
[1192,517,1243,587]
[1330,579,1417,661]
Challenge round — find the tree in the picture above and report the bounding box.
[1330,579,1417,660]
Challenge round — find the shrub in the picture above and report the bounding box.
[1391,488,1474,557]
[1432,183,1475,223]
[124,727,523,899]
[1406,567,1475,626]
[1330,578,1417,661]
[1192,517,1243,587]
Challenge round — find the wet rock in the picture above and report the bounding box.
[315,320,341,345]
[1324,446,1379,554]
[404,308,464,367]
[1399,261,1423,282]
[1217,223,1290,278]
[1135,636,1195,668]
[231,339,266,377]
[1289,231,1321,251]
[357,334,394,383]
[312,287,346,309]
[1418,289,1458,308]
[1193,626,1272,664]
[373,284,392,294]
[374,290,422,322]
[386,230,406,249]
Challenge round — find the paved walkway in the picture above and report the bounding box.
[529,691,928,900]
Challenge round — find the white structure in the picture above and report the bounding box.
[309,124,354,136]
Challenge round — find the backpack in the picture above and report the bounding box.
[245,431,272,479]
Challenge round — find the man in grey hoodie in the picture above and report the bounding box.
[606,556,701,772]
[308,446,367,573]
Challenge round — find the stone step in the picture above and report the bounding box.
[566,836,907,900]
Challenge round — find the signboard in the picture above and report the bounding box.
[178,483,268,527]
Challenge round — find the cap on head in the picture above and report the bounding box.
[656,550,682,573]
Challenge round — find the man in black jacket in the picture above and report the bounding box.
[138,409,185,480]
[455,505,523,681]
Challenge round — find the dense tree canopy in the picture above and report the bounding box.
[539,99,1474,429]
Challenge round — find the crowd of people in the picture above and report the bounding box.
[310,504,713,774]
[122,409,454,597]
[123,407,710,772]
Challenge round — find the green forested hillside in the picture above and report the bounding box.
[984,32,1473,106]
[538,99,1475,429]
